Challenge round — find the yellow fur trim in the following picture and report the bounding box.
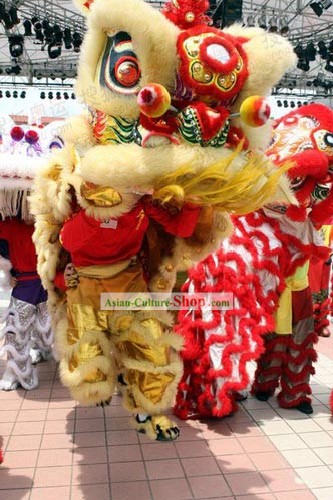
[154,148,293,215]
[121,354,183,415]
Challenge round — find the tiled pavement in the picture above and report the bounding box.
[1,289,333,499]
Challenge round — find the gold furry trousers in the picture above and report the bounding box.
[57,264,183,414]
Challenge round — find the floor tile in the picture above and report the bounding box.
[146,458,184,480]
[312,487,333,499]
[189,474,232,498]
[295,465,333,488]
[268,433,309,451]
[37,448,73,467]
[225,471,270,495]
[74,431,106,448]
[313,447,333,465]
[34,465,72,487]
[75,418,105,433]
[0,410,19,422]
[249,451,289,471]
[72,446,107,465]
[263,468,307,491]
[282,448,324,467]
[287,418,324,433]
[12,421,45,435]
[16,409,47,422]
[109,461,147,482]
[43,419,74,434]
[75,406,105,419]
[314,417,333,432]
[257,420,293,435]
[216,453,257,474]
[235,495,275,500]
[238,436,276,453]
[46,408,75,421]
[142,442,178,460]
[181,457,220,477]
[0,489,30,500]
[111,480,151,500]
[299,432,333,448]
[106,429,138,445]
[0,468,34,489]
[30,486,71,500]
[7,434,42,451]
[3,450,39,469]
[207,438,243,456]
[41,433,73,449]
[108,444,142,462]
[72,463,109,485]
[150,478,192,500]
[71,483,110,500]
[176,440,212,458]
[274,491,316,499]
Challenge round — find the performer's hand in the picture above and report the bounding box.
[10,276,17,288]
[64,263,79,288]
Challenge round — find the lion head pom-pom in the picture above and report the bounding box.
[162,0,210,29]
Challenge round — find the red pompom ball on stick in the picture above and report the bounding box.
[25,130,39,144]
[137,84,171,118]
[10,126,24,141]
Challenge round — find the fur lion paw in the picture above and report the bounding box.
[133,414,180,441]
[96,398,111,407]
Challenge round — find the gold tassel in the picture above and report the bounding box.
[153,146,293,215]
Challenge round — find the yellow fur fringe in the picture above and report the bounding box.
[154,147,293,215]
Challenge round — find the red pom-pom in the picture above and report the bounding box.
[162,0,210,29]
[25,130,39,144]
[10,126,24,141]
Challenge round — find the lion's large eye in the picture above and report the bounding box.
[291,176,305,189]
[99,31,141,95]
[115,57,140,87]
[324,133,333,148]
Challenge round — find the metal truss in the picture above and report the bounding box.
[0,0,333,92]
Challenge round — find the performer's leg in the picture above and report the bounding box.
[30,301,53,364]
[310,257,331,337]
[57,277,115,406]
[111,310,183,441]
[0,297,37,391]
[252,332,287,401]
[278,287,317,414]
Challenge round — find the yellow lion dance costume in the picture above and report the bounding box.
[30,0,296,440]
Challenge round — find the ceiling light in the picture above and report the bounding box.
[268,13,278,32]
[9,36,24,58]
[306,42,317,61]
[258,10,267,29]
[8,6,19,26]
[48,42,62,59]
[280,16,289,35]
[64,28,72,50]
[73,32,82,52]
[310,0,332,17]
[318,40,328,59]
[23,20,32,36]
[246,14,255,27]
[6,65,21,75]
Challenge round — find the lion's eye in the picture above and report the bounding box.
[291,176,305,189]
[324,133,333,148]
[115,57,140,87]
[99,31,141,95]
